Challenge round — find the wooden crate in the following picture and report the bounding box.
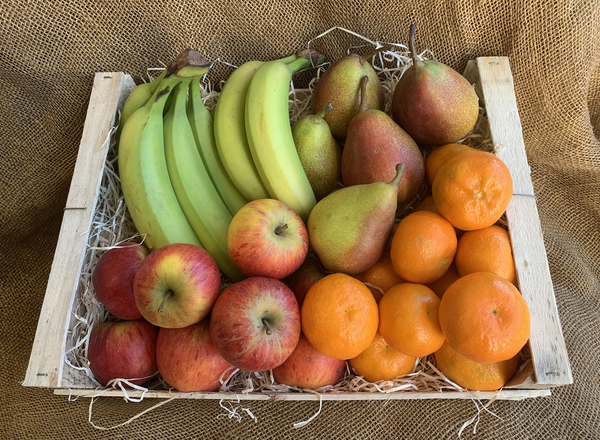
[22,57,572,402]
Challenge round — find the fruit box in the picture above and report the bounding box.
[23,56,572,402]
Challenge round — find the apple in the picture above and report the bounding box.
[133,243,222,328]
[210,276,301,372]
[272,333,346,389]
[156,319,234,392]
[87,318,159,387]
[227,199,309,279]
[286,253,326,308]
[92,242,148,320]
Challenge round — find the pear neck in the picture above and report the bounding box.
[312,102,333,123]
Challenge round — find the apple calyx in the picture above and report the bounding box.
[274,223,289,236]
[158,290,173,313]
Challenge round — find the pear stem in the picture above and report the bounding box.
[313,102,333,122]
[262,318,273,335]
[359,44,391,65]
[390,163,407,189]
[409,24,420,66]
[358,75,369,113]
[158,290,173,313]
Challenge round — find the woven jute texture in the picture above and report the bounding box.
[2,1,599,438]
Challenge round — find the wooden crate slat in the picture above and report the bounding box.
[23,73,136,388]
[54,388,551,401]
[463,57,572,387]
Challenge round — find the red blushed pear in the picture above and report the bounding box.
[342,75,425,205]
[307,163,406,275]
[272,333,346,389]
[391,24,479,147]
[209,277,301,372]
[87,319,159,387]
[156,319,234,392]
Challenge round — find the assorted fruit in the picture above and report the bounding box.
[88,24,531,394]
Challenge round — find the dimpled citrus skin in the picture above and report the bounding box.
[349,331,416,382]
[301,273,379,360]
[378,283,445,358]
[438,272,530,364]
[432,149,513,231]
[434,340,520,391]
[390,211,457,284]
[425,143,476,187]
[455,225,517,285]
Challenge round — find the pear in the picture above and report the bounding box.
[292,103,342,201]
[391,24,479,146]
[311,46,387,139]
[342,76,425,205]
[307,163,406,275]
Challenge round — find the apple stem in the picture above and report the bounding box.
[262,318,273,335]
[274,223,289,236]
[158,290,173,313]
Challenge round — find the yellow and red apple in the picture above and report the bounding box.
[92,243,148,320]
[87,318,159,387]
[156,319,234,392]
[227,199,309,279]
[133,243,221,328]
[209,276,301,372]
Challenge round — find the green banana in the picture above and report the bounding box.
[118,77,202,251]
[244,55,321,222]
[213,54,298,202]
[187,78,248,216]
[119,69,167,134]
[164,81,245,282]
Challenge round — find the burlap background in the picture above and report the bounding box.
[2,1,599,438]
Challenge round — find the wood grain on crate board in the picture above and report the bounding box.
[463,57,572,388]
[22,73,136,388]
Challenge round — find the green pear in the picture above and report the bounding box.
[307,163,406,275]
[391,24,479,146]
[292,103,342,201]
[311,46,387,139]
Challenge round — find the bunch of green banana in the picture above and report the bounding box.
[213,49,324,222]
[118,49,245,282]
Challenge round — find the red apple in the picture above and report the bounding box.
[272,333,346,389]
[133,243,221,328]
[227,199,309,279]
[156,319,234,392]
[210,277,301,372]
[286,253,326,308]
[92,243,148,320]
[87,318,159,387]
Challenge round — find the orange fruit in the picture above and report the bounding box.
[378,283,445,357]
[301,273,379,360]
[414,195,464,239]
[425,262,461,299]
[349,332,416,382]
[454,225,517,285]
[425,143,476,187]
[432,149,513,231]
[438,272,530,364]
[390,211,457,284]
[434,340,520,391]
[354,250,404,303]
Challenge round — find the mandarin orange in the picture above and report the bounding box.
[301,273,379,360]
[438,272,530,364]
[432,149,512,231]
[354,250,404,303]
[425,143,476,187]
[378,283,445,357]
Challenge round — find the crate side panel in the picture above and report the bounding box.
[23,73,133,388]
